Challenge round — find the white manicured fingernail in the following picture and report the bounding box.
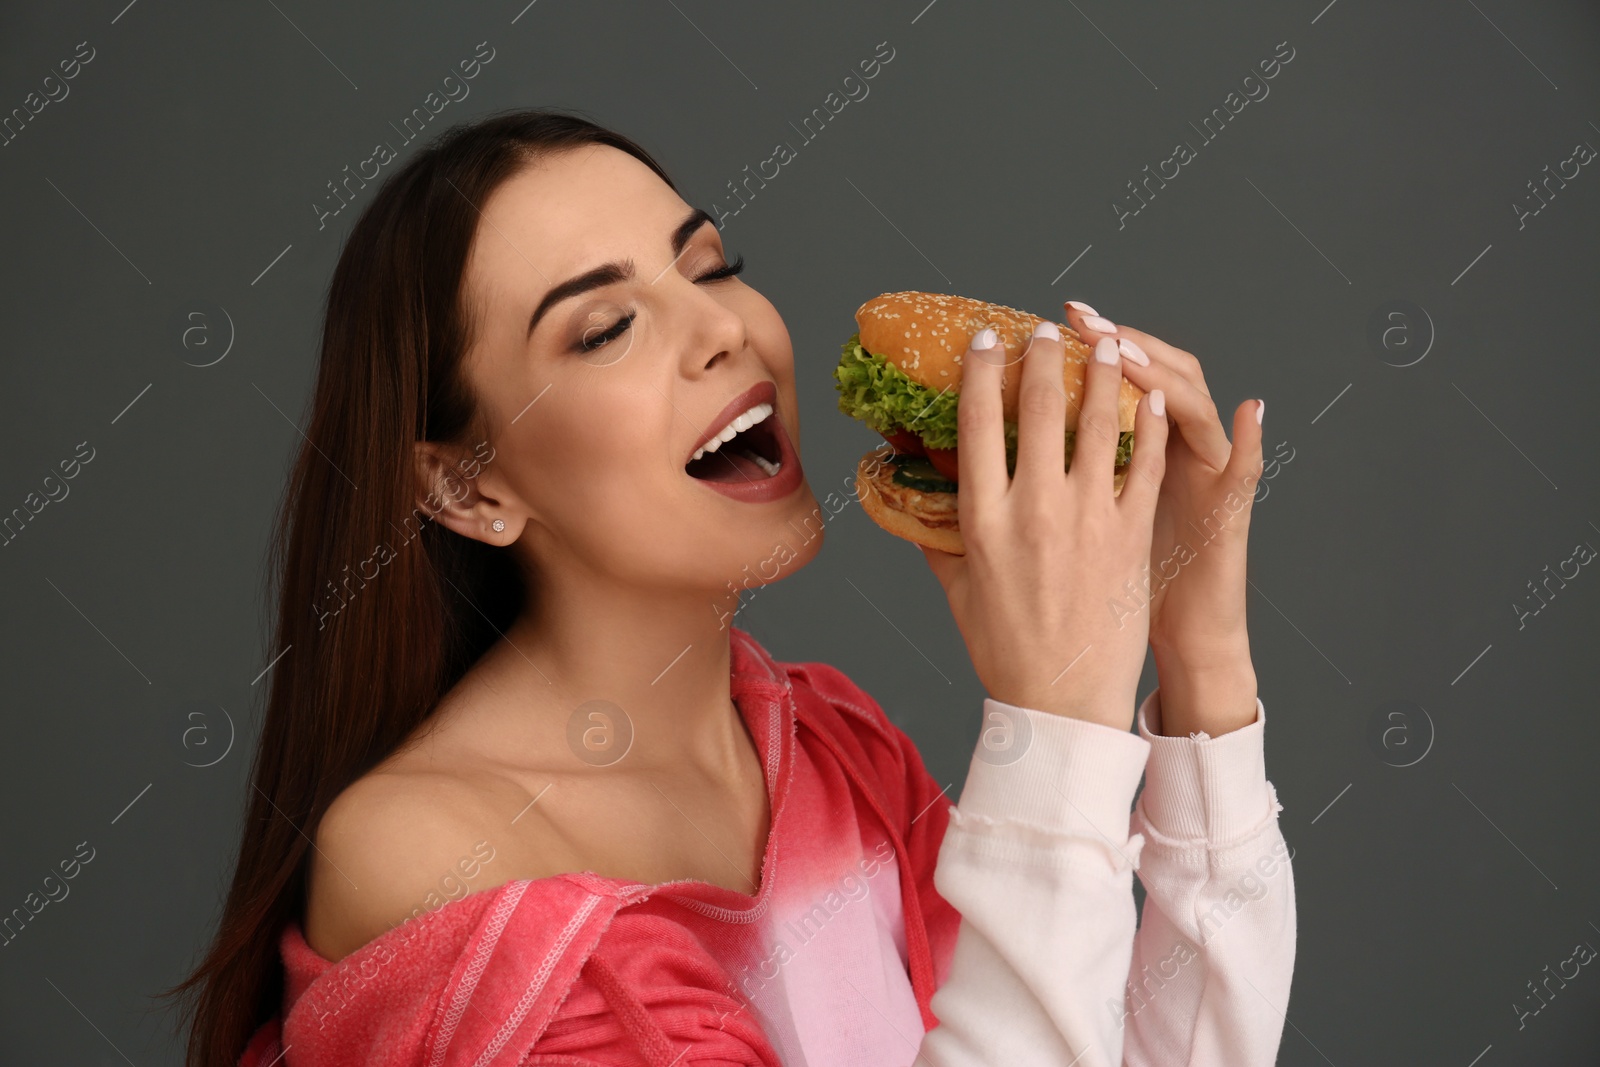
[971,327,1006,364]
[1081,314,1117,334]
[1032,320,1061,340]
[1150,389,1166,417]
[1066,300,1098,315]
[1093,336,1119,365]
[1256,398,1265,424]
[1117,338,1149,366]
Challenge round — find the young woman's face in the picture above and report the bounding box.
[455,144,824,596]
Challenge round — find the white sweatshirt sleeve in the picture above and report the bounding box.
[1122,687,1296,1065]
[911,687,1295,1067]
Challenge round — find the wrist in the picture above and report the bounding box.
[1150,661,1258,738]
[1149,629,1252,676]
[995,685,1135,733]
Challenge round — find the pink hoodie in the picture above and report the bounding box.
[237,626,1295,1066]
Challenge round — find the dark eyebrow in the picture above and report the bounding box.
[524,206,718,340]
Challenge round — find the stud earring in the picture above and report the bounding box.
[491,519,505,532]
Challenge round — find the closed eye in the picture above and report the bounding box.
[573,254,745,354]
[694,253,745,283]
[577,310,635,353]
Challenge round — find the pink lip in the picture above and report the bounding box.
[687,379,805,504]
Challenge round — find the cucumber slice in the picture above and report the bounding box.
[888,454,958,493]
[884,431,1133,492]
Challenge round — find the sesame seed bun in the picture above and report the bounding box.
[853,290,1143,432]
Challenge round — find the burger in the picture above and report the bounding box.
[834,291,1143,555]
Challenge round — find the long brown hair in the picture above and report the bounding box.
[159,108,678,1067]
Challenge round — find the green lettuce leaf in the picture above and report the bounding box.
[833,332,1134,469]
[833,333,961,447]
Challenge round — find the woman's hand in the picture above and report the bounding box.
[1064,302,1264,737]
[919,322,1169,732]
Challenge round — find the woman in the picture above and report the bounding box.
[164,108,1295,1066]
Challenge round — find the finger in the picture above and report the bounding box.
[956,327,1008,515]
[1116,386,1170,516]
[1060,303,1230,470]
[1062,305,1210,399]
[1106,323,1210,397]
[1223,397,1267,514]
[1060,303,1122,369]
[1060,301,1120,346]
[1013,321,1068,487]
[1103,349,1233,472]
[1067,335,1125,494]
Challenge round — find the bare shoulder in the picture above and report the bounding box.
[303,766,580,963]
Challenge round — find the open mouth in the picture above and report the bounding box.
[685,402,785,482]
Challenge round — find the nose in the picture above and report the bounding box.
[672,274,747,376]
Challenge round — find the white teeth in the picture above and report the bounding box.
[747,452,781,476]
[690,402,773,461]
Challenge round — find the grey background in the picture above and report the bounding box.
[2,0,1598,1063]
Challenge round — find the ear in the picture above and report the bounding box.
[412,440,523,545]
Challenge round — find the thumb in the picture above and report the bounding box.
[919,542,965,593]
[1225,397,1267,504]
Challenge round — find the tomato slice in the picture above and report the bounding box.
[879,428,926,456]
[924,446,959,483]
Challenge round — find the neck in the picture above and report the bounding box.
[487,566,755,778]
